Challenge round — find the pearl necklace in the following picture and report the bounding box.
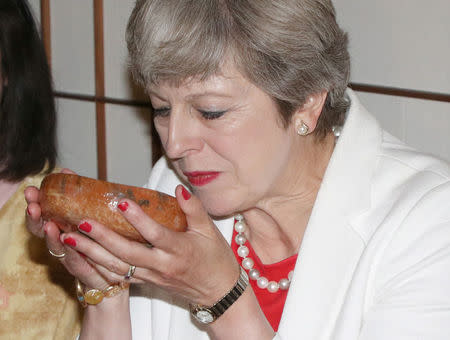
[234,214,294,293]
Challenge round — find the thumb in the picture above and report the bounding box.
[175,185,213,232]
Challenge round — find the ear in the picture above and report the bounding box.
[292,91,327,135]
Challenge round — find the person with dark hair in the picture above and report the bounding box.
[27,0,450,339]
[0,0,80,337]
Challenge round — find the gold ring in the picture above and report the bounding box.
[124,265,136,280]
[49,249,66,258]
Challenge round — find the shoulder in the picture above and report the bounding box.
[369,129,449,209]
[379,130,449,180]
[365,133,450,295]
[367,129,450,243]
[370,131,450,226]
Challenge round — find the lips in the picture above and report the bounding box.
[183,171,220,186]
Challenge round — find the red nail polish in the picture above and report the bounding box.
[26,207,31,216]
[181,187,191,200]
[79,222,92,233]
[64,237,77,247]
[118,201,129,212]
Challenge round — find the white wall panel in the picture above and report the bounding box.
[356,92,405,141]
[28,0,40,25]
[403,99,450,162]
[105,104,152,186]
[104,0,147,100]
[355,92,450,162]
[334,0,450,93]
[55,99,98,177]
[50,0,95,95]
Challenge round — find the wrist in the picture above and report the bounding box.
[76,279,130,308]
[80,288,131,340]
[190,266,249,324]
[208,287,275,340]
[85,288,129,312]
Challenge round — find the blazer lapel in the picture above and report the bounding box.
[278,90,382,339]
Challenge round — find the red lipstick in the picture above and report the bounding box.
[183,171,220,186]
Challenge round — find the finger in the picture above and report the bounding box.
[175,185,218,237]
[24,185,40,204]
[61,227,130,275]
[60,168,77,175]
[116,199,177,250]
[89,260,146,285]
[46,221,113,290]
[57,232,117,290]
[46,223,107,287]
[44,221,68,258]
[77,218,162,268]
[24,186,45,237]
[25,202,44,237]
[63,224,154,282]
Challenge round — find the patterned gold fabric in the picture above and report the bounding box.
[0,172,81,339]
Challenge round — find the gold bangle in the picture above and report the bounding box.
[75,279,130,307]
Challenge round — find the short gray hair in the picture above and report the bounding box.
[126,0,350,138]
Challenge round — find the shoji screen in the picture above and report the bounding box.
[29,1,450,188]
[30,0,156,186]
[335,0,450,161]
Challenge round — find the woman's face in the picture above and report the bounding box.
[149,63,300,217]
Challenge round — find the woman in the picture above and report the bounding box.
[26,0,450,339]
[0,0,81,338]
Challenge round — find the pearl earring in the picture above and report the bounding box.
[296,121,309,136]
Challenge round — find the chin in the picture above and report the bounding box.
[197,194,238,219]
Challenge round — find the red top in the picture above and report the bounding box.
[231,227,298,331]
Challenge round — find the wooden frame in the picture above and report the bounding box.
[93,0,107,180]
[38,1,450,179]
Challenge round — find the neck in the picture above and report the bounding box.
[241,133,335,263]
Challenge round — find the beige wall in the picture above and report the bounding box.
[29,1,450,187]
[30,0,152,185]
[334,0,450,161]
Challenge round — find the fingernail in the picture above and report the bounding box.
[181,186,191,200]
[118,201,129,212]
[64,237,77,247]
[79,222,92,233]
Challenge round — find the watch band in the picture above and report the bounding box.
[190,266,249,324]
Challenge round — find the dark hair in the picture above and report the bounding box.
[0,0,56,182]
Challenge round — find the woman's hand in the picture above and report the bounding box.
[25,178,264,338]
[58,184,240,306]
[24,169,116,291]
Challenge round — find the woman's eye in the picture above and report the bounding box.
[198,110,226,120]
[152,107,170,117]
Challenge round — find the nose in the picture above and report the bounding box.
[161,109,203,160]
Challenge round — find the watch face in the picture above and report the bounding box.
[194,309,215,324]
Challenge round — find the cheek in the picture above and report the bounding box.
[154,123,167,147]
[216,128,291,189]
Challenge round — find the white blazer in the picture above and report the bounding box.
[129,90,450,339]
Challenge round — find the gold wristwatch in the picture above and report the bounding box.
[189,267,249,324]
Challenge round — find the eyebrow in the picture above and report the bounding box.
[148,90,234,101]
[185,91,234,100]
